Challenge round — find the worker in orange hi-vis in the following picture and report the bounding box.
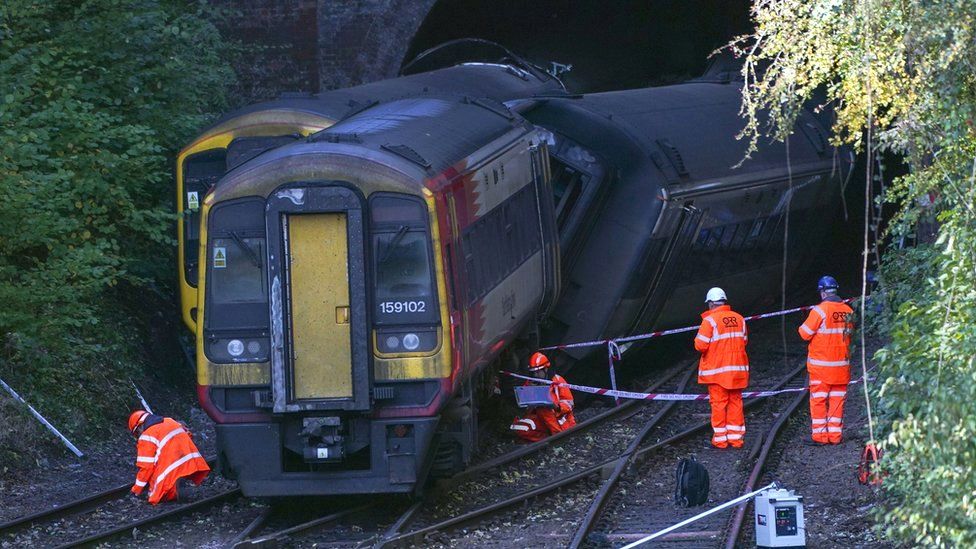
[798,276,855,445]
[128,410,210,504]
[694,287,750,449]
[510,352,576,442]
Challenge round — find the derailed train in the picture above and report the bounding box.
[178,59,847,496]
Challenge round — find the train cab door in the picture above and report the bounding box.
[266,185,372,413]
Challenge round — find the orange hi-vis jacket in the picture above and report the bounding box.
[799,298,854,384]
[132,417,210,505]
[695,305,749,389]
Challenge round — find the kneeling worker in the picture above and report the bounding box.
[798,276,854,444]
[128,410,210,504]
[695,287,750,448]
[510,352,576,442]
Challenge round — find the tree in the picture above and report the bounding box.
[0,0,235,449]
[733,0,976,545]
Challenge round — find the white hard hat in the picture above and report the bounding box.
[705,287,727,303]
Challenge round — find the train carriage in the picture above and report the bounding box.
[177,62,563,335]
[197,95,559,495]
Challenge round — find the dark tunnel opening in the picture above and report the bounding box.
[404,0,753,93]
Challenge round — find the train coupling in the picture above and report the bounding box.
[300,416,345,463]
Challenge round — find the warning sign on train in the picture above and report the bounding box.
[187,191,199,211]
[213,247,227,269]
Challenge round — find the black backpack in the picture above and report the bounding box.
[675,455,709,507]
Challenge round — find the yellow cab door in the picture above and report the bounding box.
[286,213,353,400]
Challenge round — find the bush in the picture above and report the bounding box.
[0,0,234,461]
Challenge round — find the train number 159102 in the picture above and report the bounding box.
[379,300,426,314]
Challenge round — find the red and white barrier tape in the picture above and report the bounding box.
[538,299,856,352]
[502,370,868,402]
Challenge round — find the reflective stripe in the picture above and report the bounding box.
[800,324,815,335]
[727,433,743,440]
[713,435,728,442]
[828,391,847,397]
[700,365,749,376]
[811,418,827,425]
[827,427,843,433]
[559,400,574,409]
[706,316,718,330]
[726,424,745,431]
[817,327,847,335]
[134,480,147,487]
[827,417,843,424]
[696,334,711,343]
[152,451,203,487]
[712,427,727,433]
[810,380,823,386]
[154,428,187,462]
[808,358,850,367]
[813,306,826,319]
[523,419,537,431]
[510,424,529,432]
[557,415,568,425]
[139,434,160,446]
[711,331,746,341]
[137,456,156,464]
[811,392,829,398]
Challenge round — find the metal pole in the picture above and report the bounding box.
[619,482,777,549]
[0,377,84,457]
[131,380,154,415]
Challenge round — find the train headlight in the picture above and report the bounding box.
[385,336,400,350]
[227,339,245,357]
[402,333,420,350]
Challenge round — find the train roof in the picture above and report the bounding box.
[201,63,565,136]
[524,81,833,187]
[211,95,534,201]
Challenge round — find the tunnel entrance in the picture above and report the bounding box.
[403,0,752,93]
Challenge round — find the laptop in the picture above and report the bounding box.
[514,385,554,408]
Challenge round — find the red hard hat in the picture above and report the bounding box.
[528,352,550,371]
[128,410,149,434]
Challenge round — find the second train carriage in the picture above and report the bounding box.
[196,94,559,495]
[518,75,850,366]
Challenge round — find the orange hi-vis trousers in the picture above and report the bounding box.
[708,385,745,448]
[810,380,847,444]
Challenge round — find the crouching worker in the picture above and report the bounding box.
[510,352,576,442]
[128,410,210,504]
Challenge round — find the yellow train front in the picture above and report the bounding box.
[196,96,559,496]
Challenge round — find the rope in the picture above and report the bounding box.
[860,0,877,444]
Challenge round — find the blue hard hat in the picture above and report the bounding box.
[817,275,839,291]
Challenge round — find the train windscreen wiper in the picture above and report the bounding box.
[230,231,262,268]
[378,225,409,264]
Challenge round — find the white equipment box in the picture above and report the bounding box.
[755,488,805,548]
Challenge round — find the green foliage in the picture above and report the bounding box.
[734,0,976,545]
[0,0,234,454]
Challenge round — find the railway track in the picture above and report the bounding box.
[374,360,808,547]
[2,354,811,548]
[583,363,809,548]
[228,360,694,547]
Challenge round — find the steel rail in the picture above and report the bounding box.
[375,362,690,545]
[568,365,696,548]
[233,502,377,548]
[226,506,272,548]
[380,363,807,547]
[723,388,809,549]
[55,487,241,549]
[0,457,217,537]
[448,361,688,485]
